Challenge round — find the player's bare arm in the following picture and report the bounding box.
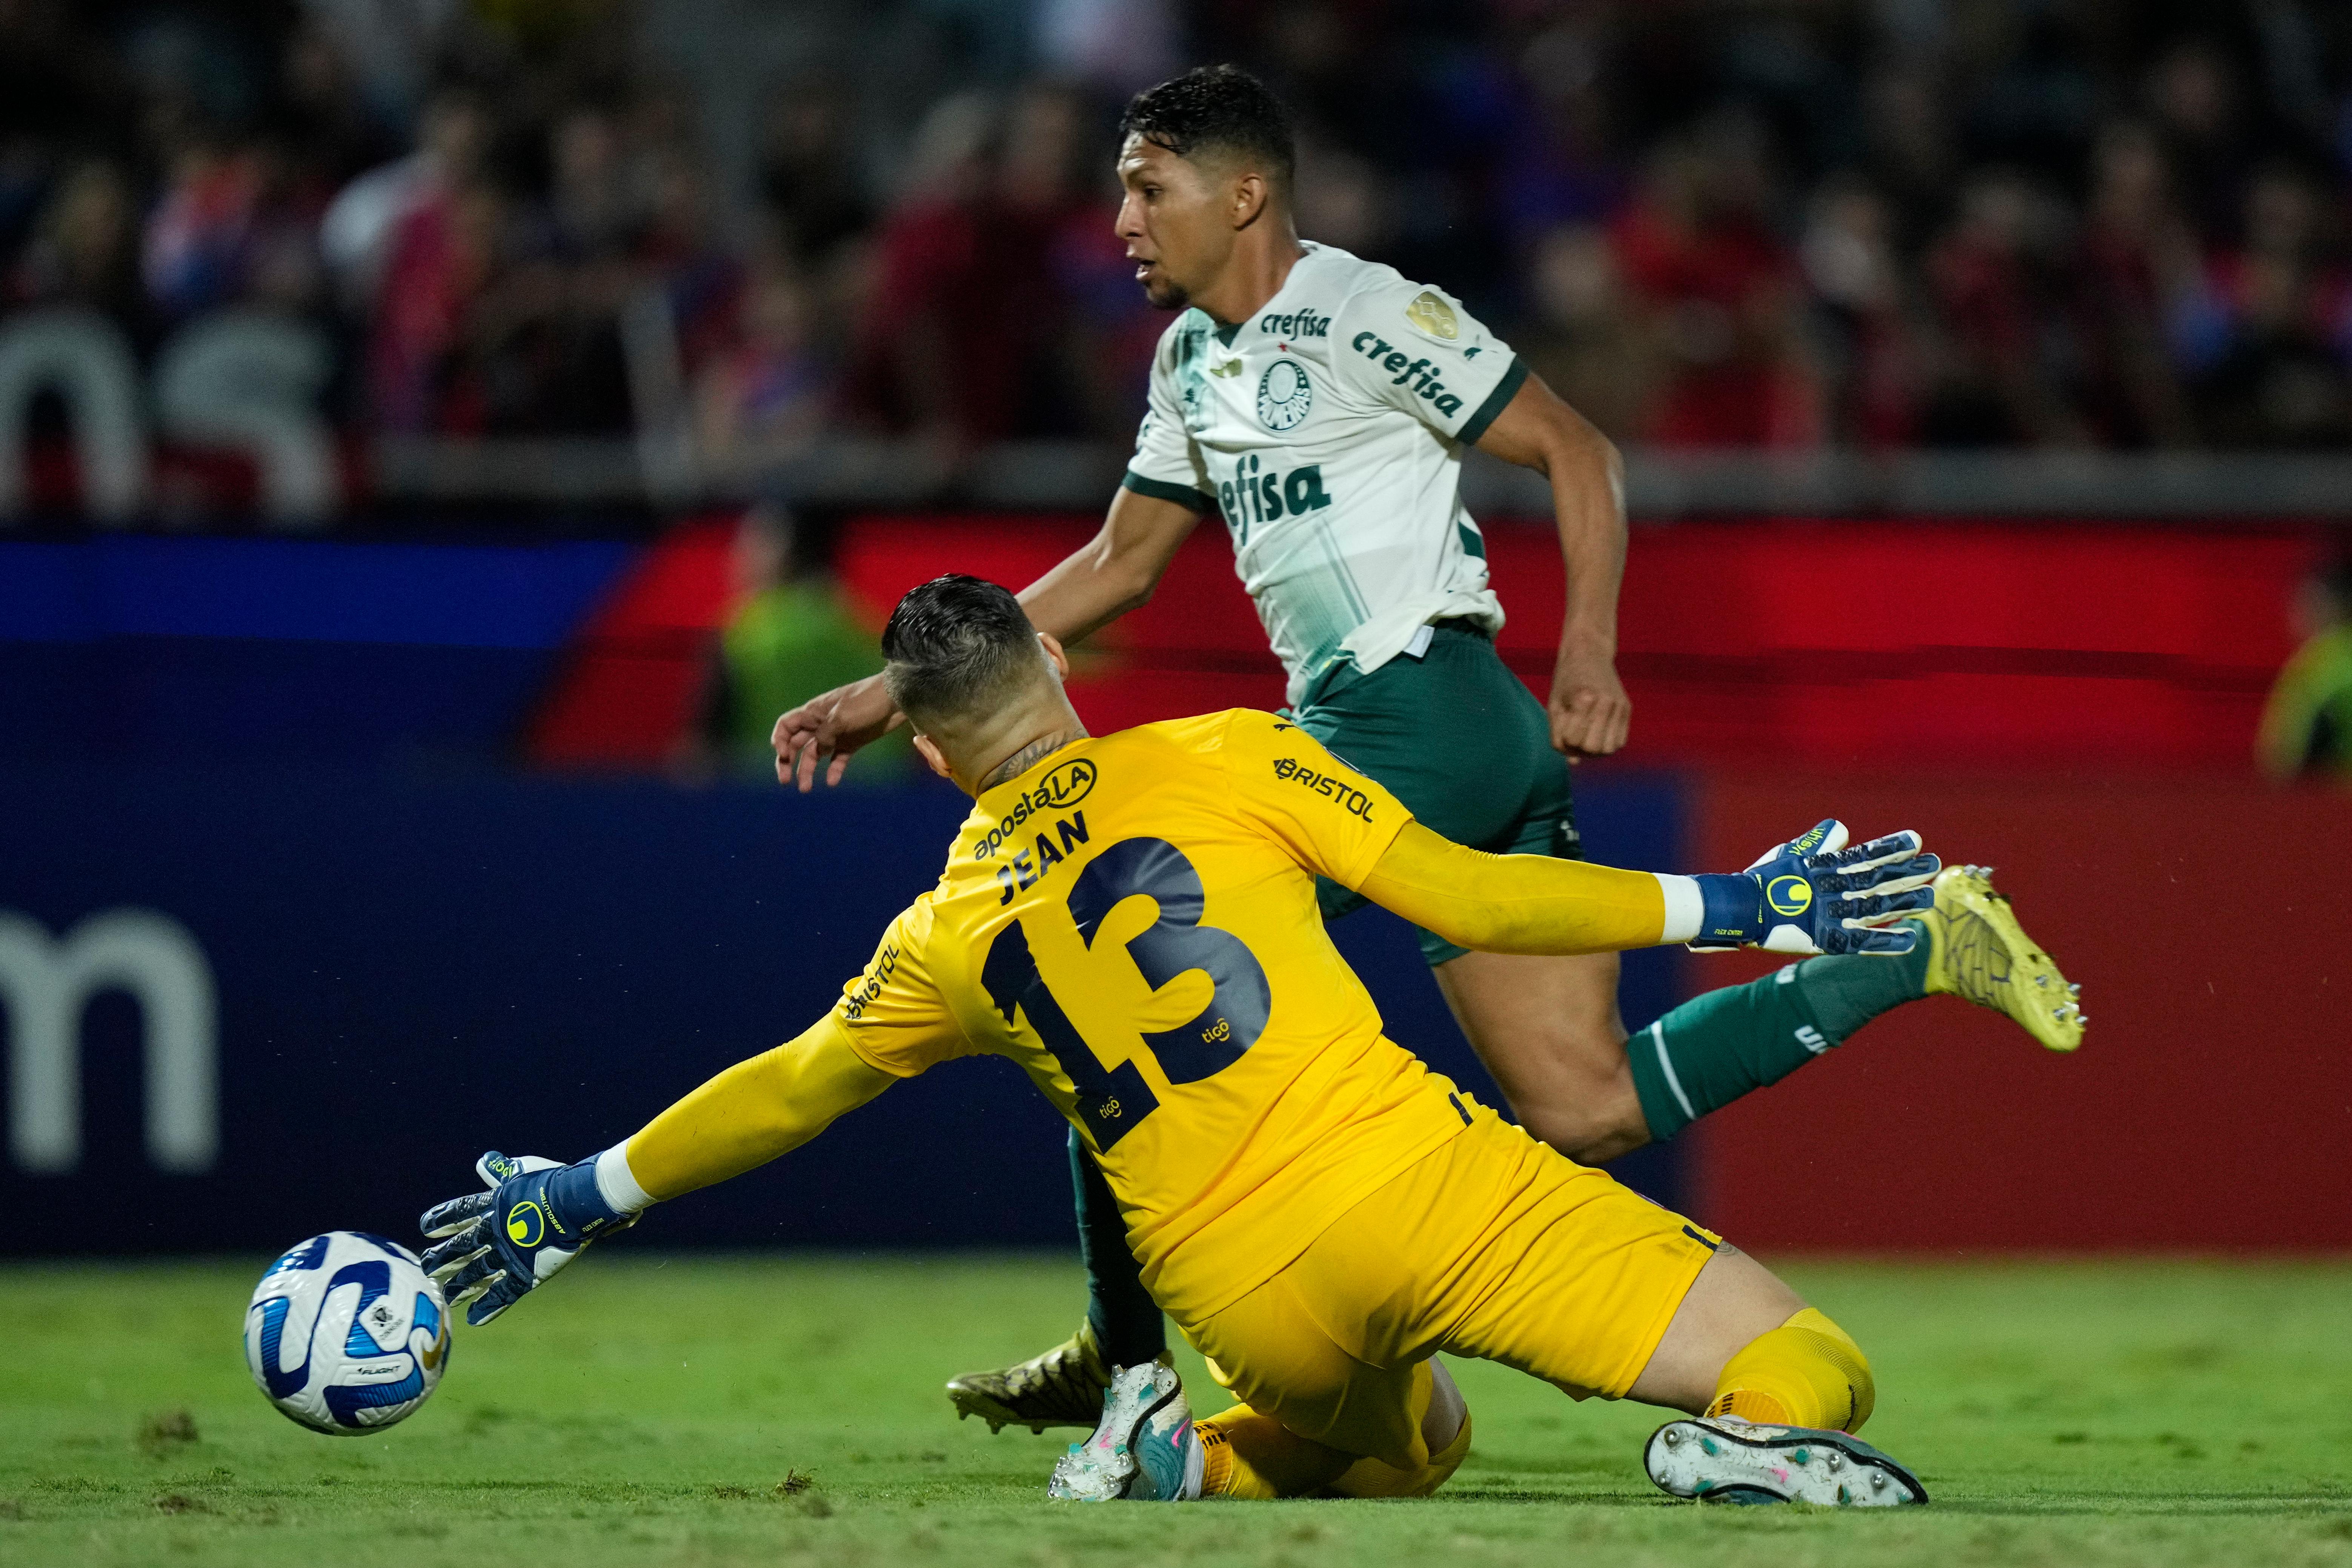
[1471,374,1631,761]
[769,487,1202,792]
[1018,487,1202,645]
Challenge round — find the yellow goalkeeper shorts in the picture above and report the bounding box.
[1183,1096,1721,1474]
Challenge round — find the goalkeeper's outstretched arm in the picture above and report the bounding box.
[1356,818,1939,959]
[622,1016,896,1200]
[418,1018,894,1325]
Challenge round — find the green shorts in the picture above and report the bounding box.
[1292,624,1581,967]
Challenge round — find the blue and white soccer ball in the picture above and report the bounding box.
[243,1231,450,1434]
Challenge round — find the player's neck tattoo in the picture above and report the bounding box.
[979,730,1084,792]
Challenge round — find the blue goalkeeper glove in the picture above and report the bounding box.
[1690,819,1938,956]
[419,1151,636,1326]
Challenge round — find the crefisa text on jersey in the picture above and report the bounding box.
[1350,331,1467,418]
[1259,306,1330,338]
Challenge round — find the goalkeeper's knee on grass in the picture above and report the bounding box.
[1708,1308,1877,1434]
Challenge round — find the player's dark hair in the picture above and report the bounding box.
[881,575,1045,727]
[1119,65,1295,194]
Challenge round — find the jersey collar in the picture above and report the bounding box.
[1209,242,1329,347]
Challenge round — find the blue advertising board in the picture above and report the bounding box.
[0,536,634,763]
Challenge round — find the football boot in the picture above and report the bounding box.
[1645,1414,1928,1507]
[1917,865,2083,1051]
[1047,1362,1202,1502]
[949,1321,1174,1434]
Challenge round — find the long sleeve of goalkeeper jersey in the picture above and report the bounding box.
[1355,819,1677,955]
[622,1015,897,1201]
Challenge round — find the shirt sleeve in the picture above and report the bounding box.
[1355,821,1671,955]
[1216,709,1412,890]
[833,895,975,1078]
[1327,278,1529,446]
[1122,323,1215,512]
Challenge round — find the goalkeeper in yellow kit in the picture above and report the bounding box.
[420,575,1942,1507]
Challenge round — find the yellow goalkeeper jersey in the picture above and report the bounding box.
[833,708,1475,1325]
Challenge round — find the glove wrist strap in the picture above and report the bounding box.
[1690,873,1763,948]
[544,1159,627,1239]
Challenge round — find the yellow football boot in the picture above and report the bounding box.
[1918,865,2083,1051]
[949,1322,1182,1434]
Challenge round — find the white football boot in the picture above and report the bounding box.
[1046,1362,1203,1502]
[1645,1414,1928,1507]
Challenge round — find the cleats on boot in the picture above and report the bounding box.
[1047,1362,1203,1502]
[1645,1415,1928,1507]
[949,1322,1170,1434]
[1918,865,2083,1051]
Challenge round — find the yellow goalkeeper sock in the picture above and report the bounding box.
[1196,1405,1354,1499]
[1707,1307,1876,1433]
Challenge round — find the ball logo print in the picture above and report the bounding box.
[1766,876,1814,917]
[243,1231,451,1433]
[1257,361,1312,430]
[506,1200,546,1247]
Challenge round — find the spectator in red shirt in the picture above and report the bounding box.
[1800,177,1928,450]
[2071,122,2198,447]
[1608,123,1820,448]
[1923,171,2083,447]
[844,84,1093,449]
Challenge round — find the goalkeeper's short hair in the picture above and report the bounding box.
[882,574,1045,730]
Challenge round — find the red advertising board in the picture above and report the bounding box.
[1690,773,2352,1250]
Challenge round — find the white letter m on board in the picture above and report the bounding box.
[0,911,218,1173]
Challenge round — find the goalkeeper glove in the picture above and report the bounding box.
[420,1151,638,1326]
[1690,819,1938,956]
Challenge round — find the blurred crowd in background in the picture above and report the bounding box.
[8,0,2352,464]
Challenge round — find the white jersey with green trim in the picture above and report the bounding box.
[1123,240,1529,704]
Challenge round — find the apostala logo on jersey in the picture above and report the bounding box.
[1257,360,1313,430]
[1258,306,1330,339]
[1350,331,1466,418]
[973,758,1098,860]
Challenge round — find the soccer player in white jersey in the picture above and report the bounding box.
[772,65,2081,1433]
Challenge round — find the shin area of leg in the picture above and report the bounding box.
[1625,1246,1808,1414]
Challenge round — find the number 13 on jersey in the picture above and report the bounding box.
[980,838,1271,1150]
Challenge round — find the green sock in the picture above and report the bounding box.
[1070,1129,1165,1365]
[1628,931,1934,1142]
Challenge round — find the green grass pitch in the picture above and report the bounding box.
[3,1254,2349,1567]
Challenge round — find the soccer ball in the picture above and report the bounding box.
[243,1231,450,1434]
